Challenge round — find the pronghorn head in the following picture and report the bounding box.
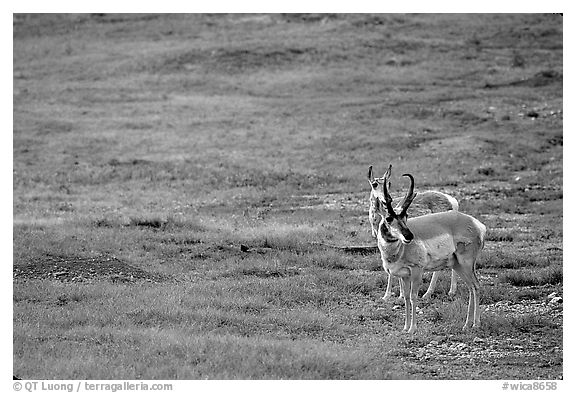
[373,166,418,244]
[367,165,391,238]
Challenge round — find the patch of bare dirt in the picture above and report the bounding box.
[414,334,559,363]
[401,291,563,379]
[13,254,169,283]
[407,332,562,379]
[484,294,563,319]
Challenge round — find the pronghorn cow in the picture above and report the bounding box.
[368,165,459,300]
[373,166,486,333]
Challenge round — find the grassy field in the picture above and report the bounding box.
[13,14,562,379]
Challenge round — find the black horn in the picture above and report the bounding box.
[399,173,417,217]
[382,167,397,217]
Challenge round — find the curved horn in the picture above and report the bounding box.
[399,173,417,217]
[382,170,397,217]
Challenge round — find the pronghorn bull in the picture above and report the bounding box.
[368,165,459,300]
[373,168,486,333]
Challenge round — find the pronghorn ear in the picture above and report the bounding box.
[368,166,378,189]
[383,164,392,181]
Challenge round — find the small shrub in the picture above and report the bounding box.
[499,265,562,287]
[432,299,467,329]
[123,215,206,232]
[466,34,482,50]
[478,313,515,335]
[485,229,514,242]
[517,289,544,301]
[481,285,517,304]
[129,217,167,229]
[510,314,559,332]
[477,167,495,176]
[511,51,526,68]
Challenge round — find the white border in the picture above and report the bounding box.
[6,7,569,390]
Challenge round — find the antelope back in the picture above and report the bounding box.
[408,211,486,251]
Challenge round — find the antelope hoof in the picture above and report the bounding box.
[422,292,432,301]
[407,326,417,334]
[448,291,457,297]
[381,294,393,302]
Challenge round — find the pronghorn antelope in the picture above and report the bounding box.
[373,167,486,333]
[368,165,459,300]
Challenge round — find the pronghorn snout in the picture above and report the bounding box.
[402,232,414,244]
[399,230,414,244]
